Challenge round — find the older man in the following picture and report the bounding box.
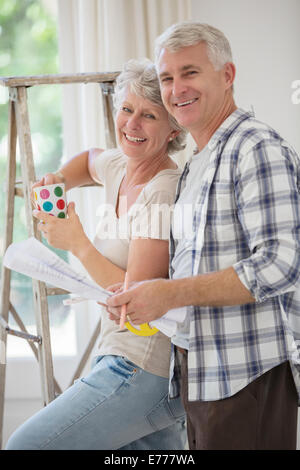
[108,23,300,449]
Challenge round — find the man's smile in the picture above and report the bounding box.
[174,98,198,108]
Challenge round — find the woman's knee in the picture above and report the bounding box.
[5,425,40,450]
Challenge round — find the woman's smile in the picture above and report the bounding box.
[123,132,147,144]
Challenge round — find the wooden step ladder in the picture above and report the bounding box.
[0,72,119,448]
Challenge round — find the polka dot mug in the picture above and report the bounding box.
[33,183,67,219]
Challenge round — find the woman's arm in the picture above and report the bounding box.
[31,148,104,197]
[73,234,169,289]
[33,148,170,290]
[59,148,104,190]
[34,203,169,289]
[126,238,169,281]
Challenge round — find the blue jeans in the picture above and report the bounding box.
[6,355,186,450]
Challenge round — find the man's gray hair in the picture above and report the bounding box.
[113,58,186,154]
[155,22,233,71]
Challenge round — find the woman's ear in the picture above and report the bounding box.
[169,130,181,142]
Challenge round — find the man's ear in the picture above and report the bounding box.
[223,62,236,90]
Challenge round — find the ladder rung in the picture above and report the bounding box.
[0,316,42,344]
[14,187,24,198]
[13,183,100,198]
[0,72,119,88]
[46,287,70,296]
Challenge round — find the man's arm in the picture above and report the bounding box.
[172,266,255,308]
[107,266,255,325]
[108,140,300,323]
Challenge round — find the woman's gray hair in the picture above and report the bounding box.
[155,22,233,71]
[113,58,186,154]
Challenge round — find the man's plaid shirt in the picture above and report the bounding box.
[168,108,300,402]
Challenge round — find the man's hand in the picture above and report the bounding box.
[98,281,126,325]
[106,278,172,325]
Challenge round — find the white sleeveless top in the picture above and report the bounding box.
[92,148,181,378]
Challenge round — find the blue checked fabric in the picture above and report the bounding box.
[168,108,300,402]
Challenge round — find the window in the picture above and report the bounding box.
[0,0,77,358]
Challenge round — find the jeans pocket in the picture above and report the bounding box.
[146,394,185,432]
[120,356,139,371]
[90,355,104,370]
[107,355,139,380]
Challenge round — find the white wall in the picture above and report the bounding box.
[191,0,300,449]
[191,0,300,154]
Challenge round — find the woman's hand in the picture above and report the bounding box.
[31,172,64,209]
[33,201,88,254]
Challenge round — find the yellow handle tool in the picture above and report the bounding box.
[125,321,159,337]
[120,272,159,336]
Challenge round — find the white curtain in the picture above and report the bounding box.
[57,0,192,158]
[56,0,192,361]
[57,0,193,241]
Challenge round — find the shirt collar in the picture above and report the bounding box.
[208,108,254,151]
[193,108,255,154]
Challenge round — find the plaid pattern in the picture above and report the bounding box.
[169,108,300,402]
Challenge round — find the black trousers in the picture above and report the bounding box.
[180,354,298,450]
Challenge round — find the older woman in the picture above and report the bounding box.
[6,60,186,450]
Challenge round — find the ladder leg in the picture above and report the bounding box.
[100,83,116,149]
[8,303,62,396]
[14,86,55,405]
[0,99,17,448]
[68,318,102,387]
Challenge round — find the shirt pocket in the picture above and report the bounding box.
[210,180,234,212]
[205,181,240,245]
